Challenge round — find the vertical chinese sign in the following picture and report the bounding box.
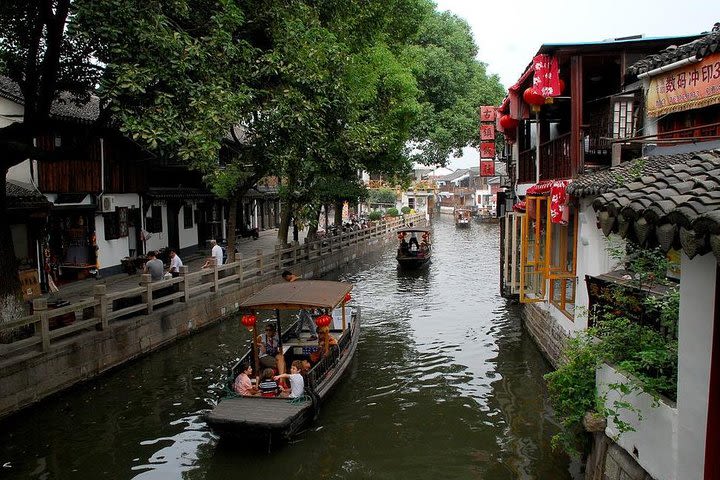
[479,106,496,176]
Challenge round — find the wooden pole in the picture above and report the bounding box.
[252,323,260,379]
[341,301,347,331]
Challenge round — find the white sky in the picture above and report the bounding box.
[433,0,717,169]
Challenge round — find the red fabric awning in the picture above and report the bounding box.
[526,180,554,195]
[513,200,526,212]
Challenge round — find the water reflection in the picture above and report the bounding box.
[0,215,573,480]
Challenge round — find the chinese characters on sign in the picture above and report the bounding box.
[479,106,496,177]
[480,106,496,122]
[647,52,720,117]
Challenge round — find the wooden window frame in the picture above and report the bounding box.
[519,196,549,303]
[547,208,579,319]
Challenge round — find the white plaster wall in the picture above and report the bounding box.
[676,252,715,480]
[177,203,198,250]
[574,199,616,330]
[95,194,140,269]
[597,364,678,480]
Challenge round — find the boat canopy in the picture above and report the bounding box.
[240,280,353,310]
[397,227,431,234]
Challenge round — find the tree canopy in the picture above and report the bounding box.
[0,0,505,293]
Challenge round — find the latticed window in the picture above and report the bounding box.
[612,95,636,139]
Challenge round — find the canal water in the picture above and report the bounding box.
[0,215,574,479]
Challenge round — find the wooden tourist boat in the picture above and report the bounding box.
[396,227,432,269]
[205,280,360,443]
[454,208,472,228]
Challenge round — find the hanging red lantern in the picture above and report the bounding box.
[499,114,519,130]
[240,313,257,331]
[315,314,332,328]
[523,87,545,112]
[397,232,406,240]
[344,293,352,303]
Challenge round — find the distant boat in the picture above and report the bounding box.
[205,280,360,444]
[474,211,498,224]
[454,208,472,228]
[396,227,432,269]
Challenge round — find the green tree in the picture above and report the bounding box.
[0,0,100,296]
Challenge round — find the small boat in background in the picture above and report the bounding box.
[454,208,472,228]
[396,227,432,269]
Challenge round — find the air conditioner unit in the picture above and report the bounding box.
[100,195,116,212]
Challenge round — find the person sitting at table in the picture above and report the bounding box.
[143,251,164,281]
[258,368,281,397]
[233,362,259,396]
[274,360,305,398]
[257,323,286,375]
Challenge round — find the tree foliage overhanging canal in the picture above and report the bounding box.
[0,0,505,296]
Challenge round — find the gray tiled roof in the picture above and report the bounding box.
[567,152,704,197]
[589,150,720,260]
[7,180,51,210]
[627,28,720,76]
[0,76,99,123]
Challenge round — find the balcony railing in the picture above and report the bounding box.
[518,148,536,183]
[539,133,571,180]
[518,133,572,184]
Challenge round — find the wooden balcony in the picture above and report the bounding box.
[518,133,572,184]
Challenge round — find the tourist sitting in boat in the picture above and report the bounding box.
[408,231,420,251]
[258,368,282,397]
[309,327,338,363]
[257,323,286,375]
[274,360,305,399]
[233,363,259,396]
[399,237,410,255]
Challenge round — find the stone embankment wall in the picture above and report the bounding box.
[0,217,424,419]
[521,302,567,368]
[520,306,657,480]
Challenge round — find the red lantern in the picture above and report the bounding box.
[557,78,565,95]
[499,114,518,130]
[240,313,257,331]
[344,293,352,303]
[315,314,332,328]
[523,87,545,112]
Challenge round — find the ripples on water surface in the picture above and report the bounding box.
[0,216,573,479]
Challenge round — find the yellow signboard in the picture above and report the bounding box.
[646,52,720,117]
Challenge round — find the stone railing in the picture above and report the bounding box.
[0,214,423,360]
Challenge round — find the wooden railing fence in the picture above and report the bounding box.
[0,214,422,359]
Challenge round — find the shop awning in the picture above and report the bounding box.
[526,180,554,195]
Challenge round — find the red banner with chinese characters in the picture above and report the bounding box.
[533,54,561,97]
[647,52,720,117]
[480,142,495,159]
[479,106,496,122]
[480,160,495,176]
[480,123,495,140]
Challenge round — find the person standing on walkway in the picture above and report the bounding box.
[143,251,164,281]
[168,249,183,277]
[202,239,224,268]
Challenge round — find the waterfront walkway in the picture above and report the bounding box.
[40,228,307,306]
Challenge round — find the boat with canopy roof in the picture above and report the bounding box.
[396,226,432,269]
[205,280,360,443]
[454,207,472,227]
